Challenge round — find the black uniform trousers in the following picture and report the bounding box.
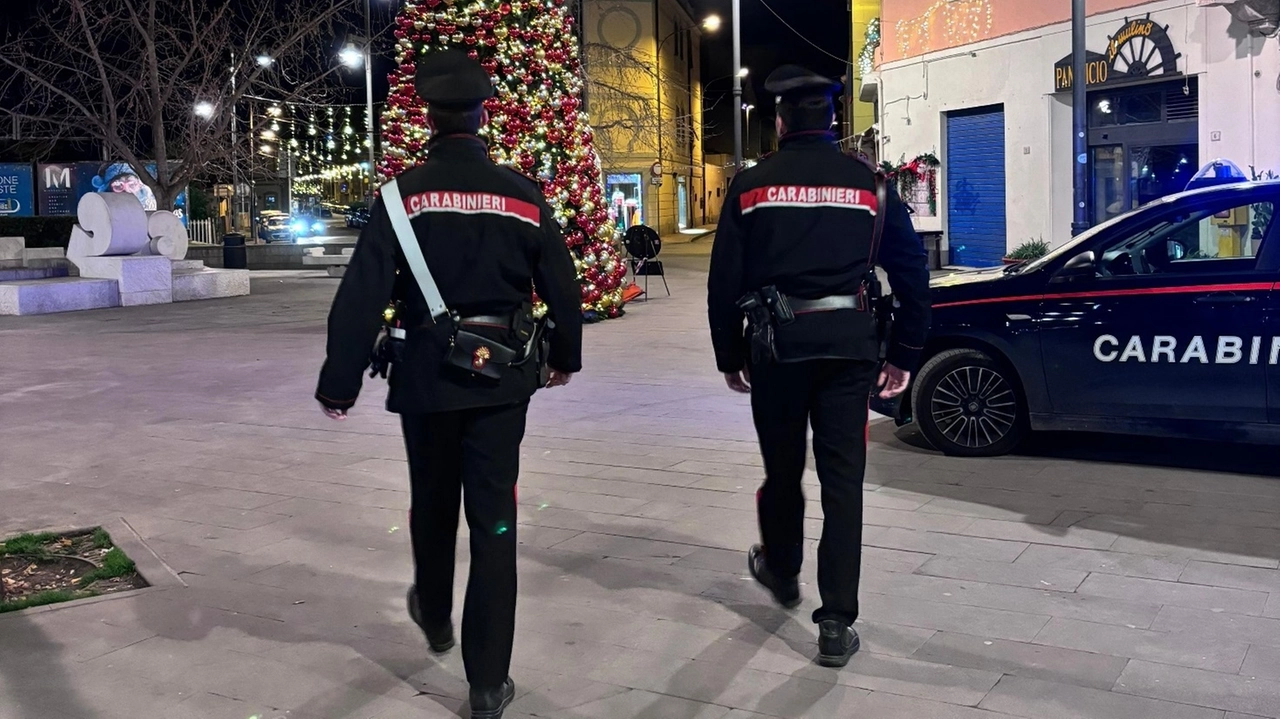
[749,358,877,627]
[401,401,528,689]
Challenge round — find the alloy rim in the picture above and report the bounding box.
[930,366,1017,449]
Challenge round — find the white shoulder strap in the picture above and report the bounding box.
[381,179,450,322]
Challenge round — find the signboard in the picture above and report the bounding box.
[37,162,188,225]
[0,163,35,217]
[1053,15,1183,92]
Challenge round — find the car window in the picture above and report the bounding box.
[1096,199,1274,277]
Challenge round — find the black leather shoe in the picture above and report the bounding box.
[406,587,455,654]
[817,620,861,668]
[747,545,801,609]
[470,677,515,719]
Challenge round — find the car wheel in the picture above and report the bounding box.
[912,348,1028,457]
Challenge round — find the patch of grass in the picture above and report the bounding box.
[0,589,93,614]
[91,528,113,549]
[1,532,58,557]
[79,548,136,585]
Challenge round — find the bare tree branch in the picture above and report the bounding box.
[0,0,361,210]
[582,40,700,173]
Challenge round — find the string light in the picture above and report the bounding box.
[859,18,881,77]
[896,0,992,57]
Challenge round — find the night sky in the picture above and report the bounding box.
[696,0,852,155]
[1,0,851,157]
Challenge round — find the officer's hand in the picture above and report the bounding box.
[321,405,348,421]
[724,367,751,394]
[546,368,574,388]
[877,364,911,399]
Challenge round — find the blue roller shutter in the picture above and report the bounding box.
[946,107,1007,267]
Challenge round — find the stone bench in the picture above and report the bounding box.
[302,247,355,277]
[0,237,71,270]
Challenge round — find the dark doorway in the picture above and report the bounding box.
[1088,78,1199,225]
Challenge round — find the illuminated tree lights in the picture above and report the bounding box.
[381,0,628,321]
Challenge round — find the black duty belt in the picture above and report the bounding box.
[791,295,863,314]
[458,315,511,329]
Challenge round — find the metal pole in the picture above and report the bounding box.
[231,51,239,231]
[656,26,663,234]
[732,0,743,170]
[1071,0,1090,236]
[365,0,377,198]
[248,100,257,238]
[846,1,855,145]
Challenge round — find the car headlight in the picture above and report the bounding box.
[312,221,325,233]
[291,222,306,233]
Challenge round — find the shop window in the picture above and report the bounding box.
[606,173,645,231]
[1090,89,1162,127]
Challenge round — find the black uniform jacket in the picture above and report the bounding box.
[708,133,932,374]
[316,135,584,414]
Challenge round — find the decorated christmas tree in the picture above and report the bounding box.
[381,0,628,320]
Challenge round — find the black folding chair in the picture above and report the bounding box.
[624,225,669,299]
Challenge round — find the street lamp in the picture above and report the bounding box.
[339,34,377,202]
[703,14,722,33]
[194,102,215,119]
[339,45,363,68]
[256,54,275,68]
[732,0,744,170]
[743,103,754,157]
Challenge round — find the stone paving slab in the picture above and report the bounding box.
[3,257,1280,718]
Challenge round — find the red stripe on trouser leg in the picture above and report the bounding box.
[514,485,519,504]
[865,399,870,447]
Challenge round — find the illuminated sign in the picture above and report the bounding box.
[0,164,35,217]
[1054,15,1182,92]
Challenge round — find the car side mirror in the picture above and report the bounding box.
[1051,251,1097,284]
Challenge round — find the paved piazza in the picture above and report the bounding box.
[2,245,1279,719]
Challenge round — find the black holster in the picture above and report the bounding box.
[861,271,894,361]
[738,286,793,365]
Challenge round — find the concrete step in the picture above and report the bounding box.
[171,259,207,272]
[172,268,251,303]
[0,267,69,282]
[0,277,119,315]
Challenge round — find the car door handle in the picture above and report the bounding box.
[1194,294,1258,305]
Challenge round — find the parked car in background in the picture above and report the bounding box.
[873,164,1280,457]
[345,205,370,229]
[258,213,293,243]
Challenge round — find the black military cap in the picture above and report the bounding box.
[415,49,495,109]
[764,64,843,105]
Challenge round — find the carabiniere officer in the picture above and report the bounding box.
[708,64,932,667]
[316,50,584,719]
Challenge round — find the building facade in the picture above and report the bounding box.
[873,0,1280,266]
[584,0,718,236]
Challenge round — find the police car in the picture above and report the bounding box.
[876,163,1280,457]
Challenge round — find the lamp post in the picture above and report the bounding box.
[1071,0,1089,236]
[732,0,743,171]
[364,0,376,198]
[743,103,755,159]
[340,0,379,202]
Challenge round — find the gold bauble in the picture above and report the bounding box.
[495,26,509,39]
